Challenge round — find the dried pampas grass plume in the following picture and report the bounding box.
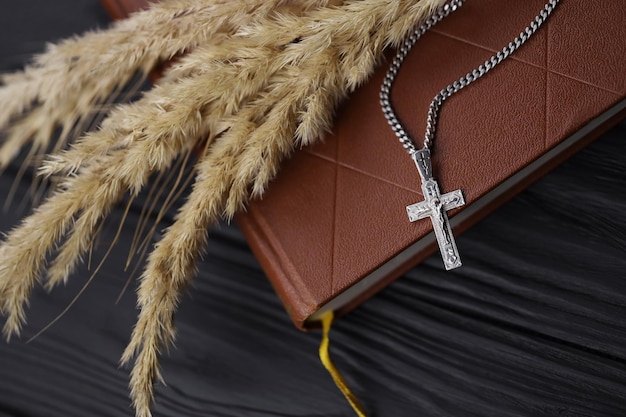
[0,0,445,416]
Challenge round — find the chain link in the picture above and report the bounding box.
[380,0,560,154]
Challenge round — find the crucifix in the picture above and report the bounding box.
[406,149,465,270]
[381,1,559,271]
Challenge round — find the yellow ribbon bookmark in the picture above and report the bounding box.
[319,311,367,417]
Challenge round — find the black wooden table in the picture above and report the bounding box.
[1,2,625,416]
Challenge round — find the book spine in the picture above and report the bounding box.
[235,209,319,329]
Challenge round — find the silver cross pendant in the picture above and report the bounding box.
[406,149,465,270]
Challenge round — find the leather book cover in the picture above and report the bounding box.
[100,0,152,20]
[103,0,625,328]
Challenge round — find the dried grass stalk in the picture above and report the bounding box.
[0,0,445,416]
[0,0,333,169]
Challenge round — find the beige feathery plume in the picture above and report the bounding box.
[0,0,334,170]
[0,0,446,416]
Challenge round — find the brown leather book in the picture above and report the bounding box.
[102,0,625,328]
[235,1,626,328]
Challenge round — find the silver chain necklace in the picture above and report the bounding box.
[380,0,560,270]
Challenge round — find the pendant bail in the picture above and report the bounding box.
[412,148,433,182]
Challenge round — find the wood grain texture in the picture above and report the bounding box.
[0,2,625,417]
